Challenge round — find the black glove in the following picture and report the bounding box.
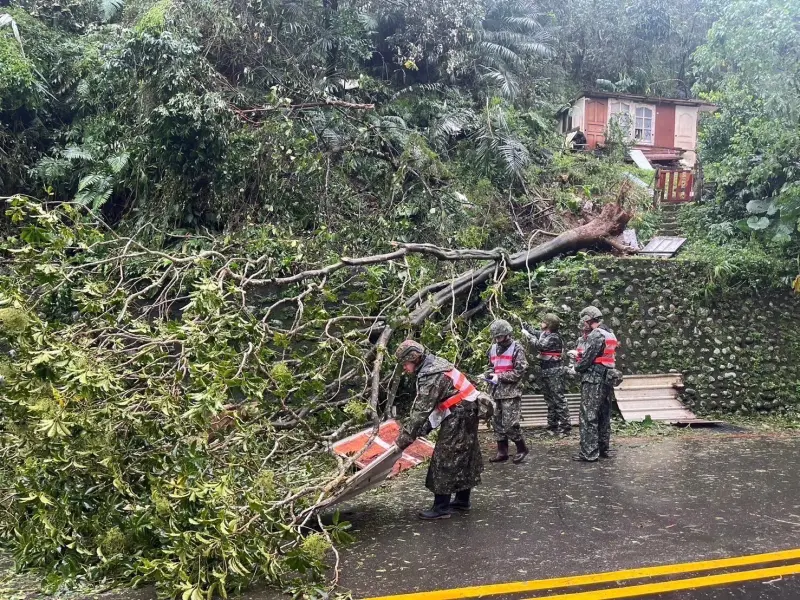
[395,431,414,451]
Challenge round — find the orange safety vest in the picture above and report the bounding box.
[440,368,479,410]
[576,334,587,361]
[594,328,618,367]
[489,341,517,374]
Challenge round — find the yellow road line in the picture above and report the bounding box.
[520,563,800,600]
[364,548,800,600]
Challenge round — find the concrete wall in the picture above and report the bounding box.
[515,257,800,416]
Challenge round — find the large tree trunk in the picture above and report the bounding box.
[406,202,631,326]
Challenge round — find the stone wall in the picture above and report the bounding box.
[513,256,800,416]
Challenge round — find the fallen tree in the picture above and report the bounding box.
[0,196,629,597]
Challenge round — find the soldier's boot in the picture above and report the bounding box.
[572,454,597,462]
[512,439,529,464]
[489,440,509,463]
[450,489,472,512]
[418,494,452,520]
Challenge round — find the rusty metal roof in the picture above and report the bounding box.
[640,236,686,258]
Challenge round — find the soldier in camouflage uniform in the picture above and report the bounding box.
[395,340,483,520]
[569,306,619,462]
[485,319,529,464]
[522,314,571,436]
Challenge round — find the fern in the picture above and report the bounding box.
[78,173,105,192]
[107,153,130,175]
[63,146,94,162]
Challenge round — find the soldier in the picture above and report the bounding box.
[485,319,529,464]
[522,313,570,436]
[569,306,618,462]
[394,340,483,520]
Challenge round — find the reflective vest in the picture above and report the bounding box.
[540,350,562,360]
[575,335,587,361]
[428,368,479,428]
[489,341,517,374]
[440,368,479,410]
[594,328,618,367]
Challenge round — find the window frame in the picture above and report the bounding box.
[606,100,656,146]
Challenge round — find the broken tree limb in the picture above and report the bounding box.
[404,203,631,327]
[602,236,639,254]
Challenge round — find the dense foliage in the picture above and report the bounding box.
[693,0,800,246]
[1,0,797,597]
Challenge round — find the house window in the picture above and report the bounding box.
[608,101,632,142]
[634,106,654,144]
[609,101,630,122]
[606,101,655,146]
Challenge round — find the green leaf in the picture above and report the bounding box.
[745,199,770,214]
[746,216,770,230]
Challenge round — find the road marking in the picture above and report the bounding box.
[519,563,800,599]
[364,548,800,600]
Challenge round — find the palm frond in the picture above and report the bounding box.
[502,16,544,32]
[475,42,523,68]
[498,138,530,178]
[429,109,475,149]
[480,67,520,100]
[390,83,445,101]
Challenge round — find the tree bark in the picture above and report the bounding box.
[406,203,631,326]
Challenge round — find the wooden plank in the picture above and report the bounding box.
[667,171,675,202]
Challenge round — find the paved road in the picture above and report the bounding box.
[334,432,800,599]
[5,432,800,600]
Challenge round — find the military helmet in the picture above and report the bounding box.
[542,313,561,331]
[580,306,603,322]
[489,319,513,338]
[395,339,425,362]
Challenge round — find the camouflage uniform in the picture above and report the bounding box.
[398,354,483,495]
[523,328,570,433]
[574,324,615,461]
[485,341,528,443]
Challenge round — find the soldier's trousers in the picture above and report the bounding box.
[492,396,523,443]
[541,371,570,433]
[579,380,612,461]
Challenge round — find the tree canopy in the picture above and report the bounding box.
[1,0,799,598]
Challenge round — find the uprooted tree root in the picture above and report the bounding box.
[0,197,629,597]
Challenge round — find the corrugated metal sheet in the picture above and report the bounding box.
[331,419,433,475]
[516,374,720,428]
[639,236,686,258]
[324,420,435,508]
[520,393,581,427]
[616,373,721,425]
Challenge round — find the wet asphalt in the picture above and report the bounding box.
[4,432,800,600]
[333,432,800,599]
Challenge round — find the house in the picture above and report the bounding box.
[558,92,715,167]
